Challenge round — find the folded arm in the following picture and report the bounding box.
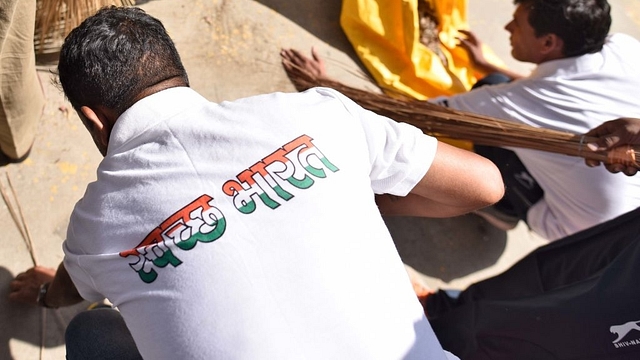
[377,141,504,217]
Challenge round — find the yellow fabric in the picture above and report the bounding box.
[340,0,505,100]
[340,0,506,150]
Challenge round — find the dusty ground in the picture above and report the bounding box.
[2,0,640,358]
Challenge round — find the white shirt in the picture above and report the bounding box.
[436,33,640,240]
[64,87,458,359]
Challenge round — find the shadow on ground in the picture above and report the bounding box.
[254,0,366,69]
[385,215,507,283]
[0,267,90,359]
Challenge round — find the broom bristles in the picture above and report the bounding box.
[283,60,640,169]
[35,0,135,53]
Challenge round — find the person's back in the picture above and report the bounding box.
[63,85,454,359]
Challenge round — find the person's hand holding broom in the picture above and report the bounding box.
[585,118,640,176]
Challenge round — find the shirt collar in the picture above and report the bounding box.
[107,87,208,153]
[527,34,620,79]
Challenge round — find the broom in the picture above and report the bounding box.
[283,60,639,169]
[35,0,135,54]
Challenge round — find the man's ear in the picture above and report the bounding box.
[79,106,111,148]
[540,33,565,59]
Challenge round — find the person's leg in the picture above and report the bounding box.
[474,144,544,223]
[426,207,640,359]
[471,72,512,89]
[65,308,142,360]
[0,0,45,161]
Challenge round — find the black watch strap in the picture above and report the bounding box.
[36,282,55,308]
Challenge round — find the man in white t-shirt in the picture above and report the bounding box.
[8,7,504,359]
[435,0,640,241]
[283,0,640,241]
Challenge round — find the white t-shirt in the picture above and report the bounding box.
[63,87,458,359]
[434,33,640,240]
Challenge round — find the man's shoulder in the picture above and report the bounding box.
[607,33,640,45]
[237,87,348,103]
[229,87,364,118]
[605,33,640,55]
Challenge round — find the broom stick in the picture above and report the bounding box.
[283,60,639,169]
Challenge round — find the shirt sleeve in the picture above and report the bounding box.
[63,249,106,302]
[316,87,438,196]
[62,213,107,302]
[429,78,603,134]
[430,84,518,122]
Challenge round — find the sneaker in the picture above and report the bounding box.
[474,205,520,231]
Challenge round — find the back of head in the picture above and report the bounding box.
[515,0,611,57]
[58,6,189,116]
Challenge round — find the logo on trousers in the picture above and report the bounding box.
[514,171,536,190]
[610,321,640,344]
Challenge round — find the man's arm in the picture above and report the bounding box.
[9,262,83,308]
[376,140,504,217]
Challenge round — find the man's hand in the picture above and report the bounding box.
[9,263,83,308]
[9,266,56,305]
[457,30,489,70]
[585,118,640,176]
[280,47,328,79]
[457,30,523,80]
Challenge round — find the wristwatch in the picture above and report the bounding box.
[36,282,55,308]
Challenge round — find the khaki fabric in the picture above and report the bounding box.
[0,0,44,159]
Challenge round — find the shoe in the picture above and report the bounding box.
[474,205,520,231]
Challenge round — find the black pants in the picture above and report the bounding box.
[66,308,142,360]
[426,207,640,359]
[474,145,543,221]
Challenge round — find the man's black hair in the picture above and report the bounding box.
[58,6,189,116]
[514,0,611,57]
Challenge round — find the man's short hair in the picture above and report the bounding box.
[58,6,189,115]
[515,0,611,57]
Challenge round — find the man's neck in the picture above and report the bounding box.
[131,76,188,106]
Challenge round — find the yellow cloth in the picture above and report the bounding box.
[340,0,506,150]
[340,0,505,100]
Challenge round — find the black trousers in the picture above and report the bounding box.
[474,145,543,221]
[426,207,640,359]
